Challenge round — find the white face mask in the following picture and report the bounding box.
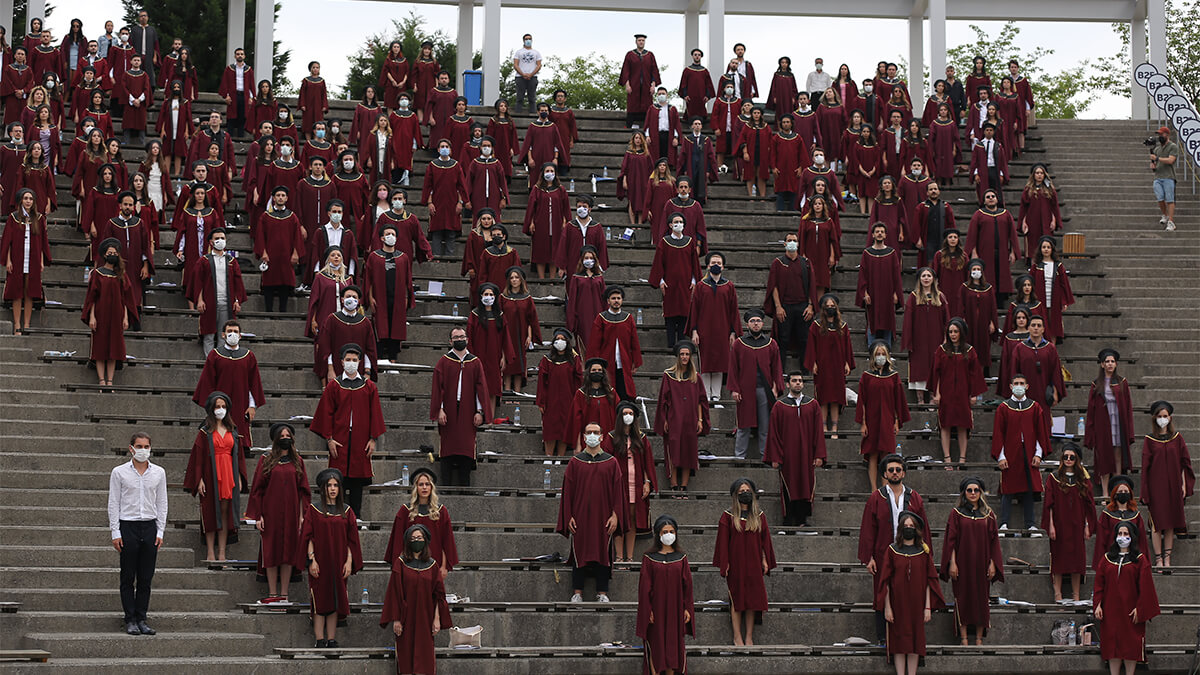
[280,145,292,157]
[553,338,568,351]
[132,447,151,463]
[342,159,355,171]
[213,407,227,420]
[725,87,734,96]
[543,171,556,181]
[657,94,667,104]
[212,238,226,251]
[864,84,874,93]
[970,269,983,280]
[399,100,410,109]
[331,126,340,136]
[481,295,495,307]
[329,213,342,225]
[224,332,240,347]
[659,531,676,546]
[671,222,685,234]
[785,241,799,252]
[278,110,288,120]
[813,154,825,165]
[343,360,359,377]
[1011,384,1027,398]
[45,80,55,90]
[622,413,635,426]
[576,206,589,218]
[1156,416,1171,429]
[438,147,451,157]
[391,199,404,210]
[329,261,341,270]
[382,233,397,246]
[481,146,492,156]
[874,355,887,367]
[583,259,595,269]
[1116,535,1132,548]
[583,433,602,448]
[815,64,823,72]
[343,297,359,312]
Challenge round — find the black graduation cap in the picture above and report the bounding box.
[818,292,840,307]
[269,422,294,441]
[673,340,696,355]
[729,477,757,495]
[1149,400,1174,416]
[941,228,960,240]
[98,237,122,255]
[898,509,925,532]
[615,400,638,416]
[655,157,670,166]
[340,284,362,298]
[270,184,289,196]
[604,285,624,299]
[410,467,438,485]
[315,467,344,487]
[488,222,508,237]
[339,343,363,359]
[584,357,608,370]
[477,281,500,298]
[1097,348,1120,363]
[504,265,526,280]
[1108,474,1134,494]
[743,308,765,322]
[576,194,594,206]
[653,514,678,535]
[634,33,647,39]
[968,257,986,270]
[552,327,573,342]
[475,207,496,218]
[959,476,985,493]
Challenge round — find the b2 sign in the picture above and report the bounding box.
[1171,103,1197,129]
[1133,63,1158,88]
[1153,85,1177,110]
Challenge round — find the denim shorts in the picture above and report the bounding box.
[1154,178,1176,203]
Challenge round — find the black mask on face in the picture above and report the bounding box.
[277,437,294,450]
[105,254,120,265]
[824,306,837,317]
[452,339,467,351]
[589,371,604,383]
[1115,492,1131,505]
[737,492,754,505]
[492,237,505,248]
[407,539,427,553]
[539,111,548,119]
[901,526,917,540]
[709,264,722,275]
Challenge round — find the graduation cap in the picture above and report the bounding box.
[404,523,432,548]
[967,257,986,270]
[673,340,696,355]
[604,285,624,299]
[1097,348,1120,363]
[634,33,647,39]
[615,400,638,416]
[477,281,500,298]
[1109,475,1134,494]
[959,476,985,494]
[653,514,679,537]
[654,157,670,166]
[504,265,526,280]
[818,293,840,307]
[1149,400,1174,416]
[315,467,344,487]
[377,221,399,236]
[340,284,362,298]
[480,134,494,143]
[897,509,925,532]
[322,245,344,262]
[689,115,705,125]
[941,228,960,240]
[410,467,438,486]
[1014,273,1033,288]
[339,343,363,359]
[420,40,434,48]
[575,194,594,206]
[98,237,122,255]
[552,327,574,342]
[474,207,496,219]
[667,212,686,224]
[1010,303,1034,321]
[269,422,294,441]
[488,222,508,237]
[585,357,608,370]
[1038,234,1056,248]
[981,122,996,131]
[729,477,757,495]
[743,308,765,323]
[204,390,232,412]
[307,154,326,165]
[675,175,692,186]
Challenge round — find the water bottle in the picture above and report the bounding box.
[605,226,612,240]
[1076,416,1085,437]
[923,421,931,433]
[1067,620,1077,645]
[569,178,576,192]
[637,308,644,325]
[603,166,609,179]
[514,406,521,426]
[543,468,552,489]
[361,588,370,605]
[591,175,597,192]
[83,266,92,282]
[452,303,459,318]
[751,184,758,197]
[401,464,410,487]
[895,442,902,457]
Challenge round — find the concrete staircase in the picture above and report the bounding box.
[0,96,1196,673]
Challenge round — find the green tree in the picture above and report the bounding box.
[1092,0,1200,110]
[120,1,291,93]
[539,53,625,110]
[945,22,1098,119]
[14,2,54,42]
[342,10,479,99]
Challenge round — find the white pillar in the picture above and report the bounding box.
[929,0,947,92]
[1132,17,1148,120]
[456,0,474,94]
[707,0,725,99]
[0,0,14,43]
[482,0,501,106]
[226,0,246,66]
[908,15,925,100]
[253,0,273,83]
[26,0,43,29]
[1148,0,1166,125]
[684,8,699,70]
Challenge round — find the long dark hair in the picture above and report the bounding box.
[1052,442,1091,493]
[610,401,645,452]
[645,514,684,556]
[943,317,968,354]
[1106,521,1141,559]
[262,424,305,477]
[315,468,345,510]
[403,524,433,562]
[203,391,233,434]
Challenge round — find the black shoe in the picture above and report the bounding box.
[125,622,141,635]
[315,639,328,648]
[325,639,339,648]
[136,621,156,635]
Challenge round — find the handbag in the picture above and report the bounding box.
[449,625,483,648]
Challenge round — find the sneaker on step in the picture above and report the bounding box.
[1165,220,1176,231]
[595,594,610,602]
[1159,215,1168,224]
[570,593,583,603]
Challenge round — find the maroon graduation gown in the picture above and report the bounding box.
[187,127,237,168]
[475,245,521,293]
[1010,339,1065,424]
[183,425,247,533]
[1029,261,1074,342]
[81,267,134,364]
[420,159,468,233]
[675,134,720,204]
[687,278,740,374]
[519,120,563,172]
[588,310,642,395]
[878,545,946,658]
[384,505,460,576]
[858,487,931,605]
[192,253,247,336]
[804,321,855,405]
[375,210,431,263]
[1041,473,1098,575]
[901,293,950,384]
[299,503,364,618]
[315,311,378,377]
[1017,187,1062,257]
[679,64,715,120]
[619,49,661,114]
[443,115,474,161]
[548,106,578,166]
[556,220,610,274]
[363,249,414,342]
[500,293,542,380]
[763,254,817,322]
[246,455,309,571]
[766,71,798,113]
[655,197,707,251]
[568,387,618,449]
[388,111,422,171]
[648,235,700,318]
[769,132,807,195]
[556,450,626,567]
[869,198,909,250]
[798,216,842,290]
[915,200,956,263]
[927,118,961,181]
[603,432,657,533]
[654,373,710,471]
[310,376,386,479]
[486,117,519,177]
[18,165,56,216]
[466,309,515,400]
[933,250,969,317]
[381,558,452,675]
[856,370,911,455]
[332,171,371,236]
[990,398,1050,495]
[217,64,255,119]
[254,208,304,288]
[0,215,51,302]
[0,65,34,126]
[764,395,827,510]
[424,86,458,135]
[296,76,328,135]
[537,355,583,444]
[636,551,694,675]
[1084,377,1136,477]
[930,345,986,429]
[713,510,776,612]
[969,140,1010,204]
[1141,433,1195,532]
[815,104,848,161]
[643,180,676,244]
[898,174,932,241]
[961,284,998,370]
[294,178,335,262]
[727,334,784,427]
[192,344,265,448]
[737,123,772,181]
[855,247,902,333]
[940,507,1004,633]
[711,97,743,154]
[410,58,441,113]
[1093,552,1160,663]
[645,104,683,165]
[966,208,1020,294]
[120,70,150,130]
[523,185,570,265]
[565,273,605,346]
[465,156,507,216]
[430,352,492,459]
[618,150,653,212]
[377,56,409,109]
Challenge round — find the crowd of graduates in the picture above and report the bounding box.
[1,14,1196,675]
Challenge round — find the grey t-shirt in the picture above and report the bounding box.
[1153,141,1179,180]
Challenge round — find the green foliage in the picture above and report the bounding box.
[341,11,480,100]
[119,0,291,93]
[539,53,626,110]
[1092,0,1200,111]
[945,22,1098,119]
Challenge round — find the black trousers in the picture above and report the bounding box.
[571,562,611,593]
[231,95,247,137]
[664,316,687,348]
[344,477,371,520]
[614,367,632,402]
[378,338,402,360]
[119,520,158,622]
[656,131,670,161]
[441,455,474,487]
[263,285,291,312]
[782,498,813,526]
[777,304,811,372]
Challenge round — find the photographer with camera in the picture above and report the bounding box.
[1149,126,1179,231]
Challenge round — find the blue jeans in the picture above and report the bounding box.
[1154,178,1176,203]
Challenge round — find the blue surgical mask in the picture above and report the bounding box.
[439,147,451,158]
[315,129,326,140]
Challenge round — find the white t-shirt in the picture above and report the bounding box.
[514,48,542,76]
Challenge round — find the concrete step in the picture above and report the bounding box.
[0,587,232,612]
[0,545,195,569]
[22,631,267,659]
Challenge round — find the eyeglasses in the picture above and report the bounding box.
[965,488,981,494]
[885,467,904,474]
[1062,455,1077,461]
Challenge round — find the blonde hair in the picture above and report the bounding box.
[731,488,762,532]
[912,267,943,306]
[406,473,442,521]
[626,130,647,153]
[955,490,993,517]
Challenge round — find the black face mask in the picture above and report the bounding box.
[539,111,549,119]
[105,254,120,265]
[709,264,722,275]
[589,371,604,383]
[492,237,505,248]
[452,339,467,351]
[1115,492,1131,505]
[277,437,294,450]
[737,492,754,505]
[824,307,837,317]
[407,539,427,553]
[901,526,918,540]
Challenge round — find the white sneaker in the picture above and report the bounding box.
[1165,220,1176,231]
[1028,526,1043,538]
[595,594,610,603]
[1159,215,1168,224]
[999,524,1009,531]
[570,593,583,603]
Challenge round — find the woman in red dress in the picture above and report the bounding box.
[500,266,542,394]
[82,238,134,387]
[486,98,519,178]
[377,41,409,108]
[714,479,776,646]
[1017,164,1060,260]
[996,305,1031,398]
[618,131,653,224]
[931,319,986,467]
[960,259,998,376]
[569,358,618,453]
[932,230,968,318]
[805,294,855,438]
[1,188,51,334]
[1029,236,1074,343]
[902,267,950,404]
[383,468,460,581]
[815,88,848,166]
[565,246,605,349]
[857,342,911,491]
[183,392,247,562]
[1085,349,1136,495]
[1093,521,1160,675]
[606,401,657,562]
[410,42,440,126]
[522,163,570,278]
[940,477,1003,645]
[880,511,945,671]
[654,341,709,493]
[381,524,452,674]
[246,422,309,603]
[467,282,515,409]
[637,515,694,675]
[1142,401,1195,569]
[537,329,583,458]
[351,85,384,156]
[301,468,364,649]
[249,80,278,136]
[1041,444,1098,603]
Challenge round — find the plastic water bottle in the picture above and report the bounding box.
[452,303,459,318]
[83,266,92,282]
[1076,416,1085,437]
[637,308,644,325]
[605,226,612,240]
[591,175,597,192]
[1067,620,1077,645]
[569,178,575,192]
[514,406,521,426]
[544,468,552,489]
[401,464,410,486]
[751,184,758,196]
[603,166,609,179]
[895,442,902,457]
[361,588,370,605]
[923,421,931,433]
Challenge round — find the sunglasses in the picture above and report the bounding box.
[965,488,981,494]
[885,467,904,474]
[1062,455,1077,461]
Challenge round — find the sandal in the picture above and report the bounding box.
[943,456,954,471]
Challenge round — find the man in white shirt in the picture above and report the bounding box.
[512,34,542,114]
[108,432,168,636]
[805,58,832,100]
